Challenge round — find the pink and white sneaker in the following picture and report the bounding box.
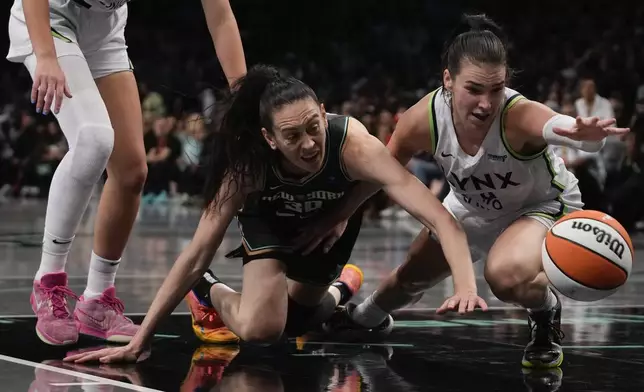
[30,272,79,346]
[73,287,139,343]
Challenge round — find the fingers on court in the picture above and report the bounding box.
[466,298,476,313]
[458,299,467,314]
[436,299,450,314]
[68,350,111,363]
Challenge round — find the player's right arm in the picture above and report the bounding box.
[295,94,432,254]
[22,0,72,114]
[63,175,249,363]
[338,93,434,217]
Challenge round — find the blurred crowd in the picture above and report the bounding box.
[0,1,642,230]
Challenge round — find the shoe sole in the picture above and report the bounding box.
[343,264,364,286]
[74,316,135,344]
[35,328,78,346]
[185,294,240,344]
[521,352,564,368]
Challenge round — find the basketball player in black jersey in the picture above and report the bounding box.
[64,64,486,364]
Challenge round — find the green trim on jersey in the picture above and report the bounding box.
[427,89,440,154]
[500,93,547,161]
[50,28,72,43]
[523,152,568,221]
[337,116,352,181]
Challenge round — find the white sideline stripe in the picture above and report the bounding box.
[51,382,106,386]
[0,354,161,391]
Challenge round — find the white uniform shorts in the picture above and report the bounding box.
[7,0,131,79]
[441,188,583,263]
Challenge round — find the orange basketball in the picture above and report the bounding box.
[542,210,634,301]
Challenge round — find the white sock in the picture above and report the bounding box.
[529,287,558,313]
[351,292,390,328]
[36,230,74,280]
[328,285,342,305]
[83,251,120,298]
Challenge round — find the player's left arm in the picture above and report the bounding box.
[342,119,478,293]
[506,98,629,153]
[200,0,247,85]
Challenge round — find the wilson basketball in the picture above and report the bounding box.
[542,210,634,302]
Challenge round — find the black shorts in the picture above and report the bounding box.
[225,211,364,285]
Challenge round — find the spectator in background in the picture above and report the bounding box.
[604,129,644,232]
[140,82,167,118]
[175,113,207,203]
[575,76,614,119]
[143,117,182,204]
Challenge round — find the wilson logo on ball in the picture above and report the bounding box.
[570,221,626,259]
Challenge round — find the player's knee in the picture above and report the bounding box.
[113,162,147,194]
[69,124,115,185]
[484,258,537,300]
[237,317,285,344]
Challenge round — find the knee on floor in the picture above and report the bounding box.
[236,317,285,344]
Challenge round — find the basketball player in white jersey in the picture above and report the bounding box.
[297,14,629,369]
[6,0,246,346]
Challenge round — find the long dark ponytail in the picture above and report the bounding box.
[202,64,319,214]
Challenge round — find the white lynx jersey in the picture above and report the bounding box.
[429,87,580,221]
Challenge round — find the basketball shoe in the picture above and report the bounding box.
[522,291,564,368]
[73,286,139,343]
[30,272,79,345]
[186,270,240,344]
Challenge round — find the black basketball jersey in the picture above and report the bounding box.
[239,114,355,224]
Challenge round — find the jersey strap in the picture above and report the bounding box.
[427,89,440,154]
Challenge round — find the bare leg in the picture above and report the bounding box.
[484,217,563,369]
[362,227,451,323]
[92,71,147,262]
[484,218,550,309]
[209,259,289,343]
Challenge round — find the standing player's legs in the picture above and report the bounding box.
[72,69,146,343]
[71,8,145,343]
[484,217,563,368]
[23,50,115,345]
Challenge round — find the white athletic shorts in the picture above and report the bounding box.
[442,188,583,263]
[7,0,132,79]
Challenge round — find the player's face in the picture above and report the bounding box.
[444,60,506,133]
[264,98,327,175]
